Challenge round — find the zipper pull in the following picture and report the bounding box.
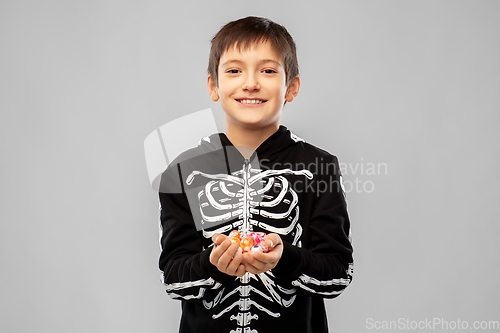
[243,158,250,173]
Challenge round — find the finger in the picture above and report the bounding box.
[253,244,281,261]
[264,233,281,250]
[226,252,244,275]
[242,253,273,274]
[209,239,231,266]
[244,264,264,275]
[212,233,227,246]
[235,264,246,277]
[229,262,246,277]
[217,242,240,271]
[249,251,279,267]
[243,260,272,275]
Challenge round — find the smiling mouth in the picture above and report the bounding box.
[236,99,267,104]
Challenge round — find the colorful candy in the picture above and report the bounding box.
[228,230,269,253]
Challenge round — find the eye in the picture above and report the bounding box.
[226,69,240,74]
[263,69,277,74]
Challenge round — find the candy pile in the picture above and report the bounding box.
[228,230,269,254]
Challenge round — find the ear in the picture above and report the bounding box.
[285,76,300,102]
[207,74,219,102]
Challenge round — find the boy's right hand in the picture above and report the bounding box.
[210,233,246,277]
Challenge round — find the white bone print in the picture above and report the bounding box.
[187,161,313,333]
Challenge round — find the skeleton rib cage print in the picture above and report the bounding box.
[160,128,353,333]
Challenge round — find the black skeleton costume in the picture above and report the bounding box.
[159,125,353,333]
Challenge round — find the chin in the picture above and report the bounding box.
[224,110,281,129]
[240,120,280,130]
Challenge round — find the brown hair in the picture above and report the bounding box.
[208,16,299,88]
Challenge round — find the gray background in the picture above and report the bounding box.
[1,0,499,332]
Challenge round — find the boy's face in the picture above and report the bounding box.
[208,41,299,131]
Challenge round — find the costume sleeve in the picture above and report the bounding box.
[158,165,235,301]
[270,155,354,298]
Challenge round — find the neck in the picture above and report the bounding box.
[225,124,280,156]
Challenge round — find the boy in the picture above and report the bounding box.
[159,16,353,333]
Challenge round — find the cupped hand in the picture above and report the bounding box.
[209,233,246,277]
[242,233,283,275]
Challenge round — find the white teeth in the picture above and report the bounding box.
[239,99,264,104]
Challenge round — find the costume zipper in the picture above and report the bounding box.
[241,159,251,232]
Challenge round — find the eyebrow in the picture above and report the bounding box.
[221,59,282,67]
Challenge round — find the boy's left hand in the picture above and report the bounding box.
[242,233,283,275]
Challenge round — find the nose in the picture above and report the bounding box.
[242,74,260,91]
